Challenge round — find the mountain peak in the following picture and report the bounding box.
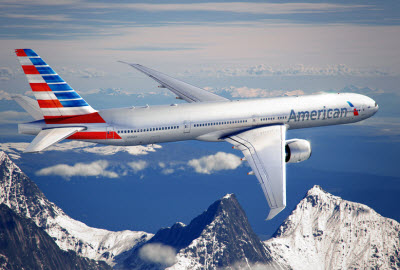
[0,151,151,266]
[266,186,400,269]
[120,193,282,269]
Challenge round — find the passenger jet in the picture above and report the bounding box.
[13,49,379,220]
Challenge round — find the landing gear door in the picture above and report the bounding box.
[106,127,114,139]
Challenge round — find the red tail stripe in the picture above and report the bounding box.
[44,112,106,124]
[22,65,40,74]
[38,99,63,108]
[15,49,27,57]
[30,83,52,92]
[67,131,121,140]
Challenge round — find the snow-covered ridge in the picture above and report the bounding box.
[265,185,400,270]
[0,151,152,266]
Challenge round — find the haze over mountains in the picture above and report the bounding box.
[1,151,399,269]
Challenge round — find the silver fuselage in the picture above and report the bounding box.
[20,93,378,145]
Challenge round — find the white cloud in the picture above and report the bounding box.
[0,68,13,81]
[139,243,177,267]
[128,160,148,173]
[59,67,106,78]
[94,3,369,15]
[188,152,242,174]
[0,90,12,100]
[0,110,30,123]
[194,64,390,78]
[161,168,174,175]
[44,141,162,156]
[220,86,304,98]
[36,160,118,179]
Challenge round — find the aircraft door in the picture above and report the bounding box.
[184,120,191,133]
[106,127,114,139]
[252,115,259,126]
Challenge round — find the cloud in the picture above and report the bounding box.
[194,64,391,78]
[4,13,71,22]
[0,90,12,100]
[36,160,118,179]
[161,168,174,175]
[188,152,242,174]
[0,110,30,123]
[139,243,177,267]
[128,160,148,173]
[0,68,13,81]
[45,141,162,156]
[59,67,106,78]
[95,3,369,15]
[219,86,304,98]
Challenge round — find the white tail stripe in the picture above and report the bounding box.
[34,92,57,100]
[41,107,96,116]
[26,75,45,83]
[18,57,33,65]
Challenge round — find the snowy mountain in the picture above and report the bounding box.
[0,203,111,270]
[265,185,400,270]
[0,151,152,266]
[117,193,288,270]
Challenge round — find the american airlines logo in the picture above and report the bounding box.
[287,101,357,122]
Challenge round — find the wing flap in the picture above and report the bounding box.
[24,127,85,153]
[120,62,229,103]
[226,124,286,220]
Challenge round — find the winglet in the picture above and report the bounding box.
[266,206,286,220]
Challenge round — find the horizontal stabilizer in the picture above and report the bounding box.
[24,127,84,153]
[12,95,43,120]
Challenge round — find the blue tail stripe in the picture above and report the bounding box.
[24,49,38,57]
[36,67,56,75]
[54,92,81,100]
[60,99,89,107]
[49,83,73,91]
[43,75,65,83]
[30,58,47,66]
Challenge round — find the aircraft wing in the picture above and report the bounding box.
[225,124,287,220]
[120,62,229,103]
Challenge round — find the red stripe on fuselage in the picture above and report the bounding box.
[44,112,106,124]
[67,131,121,140]
[354,108,359,116]
[22,65,40,74]
[30,83,52,92]
[15,49,27,57]
[38,99,63,108]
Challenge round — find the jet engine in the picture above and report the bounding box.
[285,139,311,163]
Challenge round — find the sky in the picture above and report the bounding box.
[0,0,399,236]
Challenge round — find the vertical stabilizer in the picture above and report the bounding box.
[15,49,105,124]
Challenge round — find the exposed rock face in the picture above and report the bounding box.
[119,194,288,270]
[265,185,400,270]
[0,203,111,270]
[0,151,152,266]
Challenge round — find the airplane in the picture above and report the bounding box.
[13,48,379,220]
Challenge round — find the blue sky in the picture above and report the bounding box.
[0,0,399,236]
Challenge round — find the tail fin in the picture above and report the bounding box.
[15,49,105,124]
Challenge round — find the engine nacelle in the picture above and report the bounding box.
[285,139,311,163]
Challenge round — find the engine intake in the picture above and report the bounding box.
[285,139,311,163]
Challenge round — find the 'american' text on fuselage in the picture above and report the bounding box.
[288,108,348,122]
